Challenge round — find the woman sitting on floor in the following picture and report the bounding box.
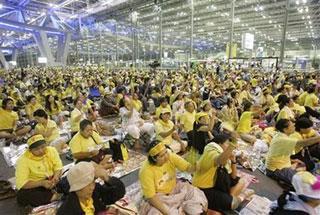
[119,97,154,150]
[57,162,125,215]
[155,109,187,153]
[15,134,63,207]
[0,98,31,145]
[139,141,207,215]
[33,109,68,153]
[44,95,65,128]
[192,133,254,212]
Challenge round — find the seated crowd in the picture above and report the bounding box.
[0,64,320,214]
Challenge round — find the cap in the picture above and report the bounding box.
[160,108,171,115]
[195,112,208,123]
[292,171,320,200]
[149,142,166,157]
[67,162,95,192]
[27,134,46,149]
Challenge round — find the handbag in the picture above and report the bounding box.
[109,139,129,162]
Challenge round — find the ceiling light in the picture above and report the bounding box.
[0,4,3,9]
[296,0,299,4]
[269,20,272,24]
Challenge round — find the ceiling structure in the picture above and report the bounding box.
[0,0,318,64]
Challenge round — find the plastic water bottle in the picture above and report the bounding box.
[147,99,155,114]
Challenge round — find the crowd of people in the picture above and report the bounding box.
[0,63,320,214]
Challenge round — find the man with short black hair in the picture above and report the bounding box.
[266,119,320,185]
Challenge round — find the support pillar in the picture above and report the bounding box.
[159,7,163,69]
[190,0,194,69]
[229,0,235,60]
[33,30,55,66]
[0,51,9,70]
[115,22,118,67]
[57,33,71,66]
[280,0,290,65]
[12,49,17,62]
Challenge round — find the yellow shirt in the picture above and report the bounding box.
[179,111,196,133]
[15,146,62,190]
[25,103,43,118]
[131,99,142,112]
[290,130,317,154]
[277,106,295,121]
[80,198,95,215]
[192,142,231,188]
[70,108,83,132]
[0,108,19,130]
[35,119,60,143]
[139,152,190,198]
[297,91,308,106]
[48,102,63,116]
[69,131,103,155]
[155,120,174,145]
[304,93,318,109]
[291,103,306,115]
[236,111,253,133]
[266,132,297,171]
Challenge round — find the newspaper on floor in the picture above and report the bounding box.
[110,150,146,178]
[239,194,272,215]
[1,144,28,167]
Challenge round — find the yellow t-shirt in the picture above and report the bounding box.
[297,91,308,106]
[48,102,63,116]
[70,108,83,132]
[155,120,174,145]
[179,111,196,133]
[0,108,19,130]
[192,142,231,189]
[15,146,63,190]
[139,152,190,198]
[131,99,142,112]
[304,93,318,109]
[35,119,60,143]
[26,103,43,118]
[290,129,317,154]
[291,103,306,115]
[277,106,295,121]
[236,111,252,133]
[80,198,95,215]
[266,132,297,171]
[69,131,103,155]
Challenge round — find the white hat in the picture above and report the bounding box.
[292,171,320,200]
[67,162,95,192]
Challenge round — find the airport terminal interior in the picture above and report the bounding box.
[0,0,320,214]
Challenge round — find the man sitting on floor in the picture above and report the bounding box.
[15,134,63,207]
[139,141,207,215]
[266,119,320,185]
[69,119,113,169]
